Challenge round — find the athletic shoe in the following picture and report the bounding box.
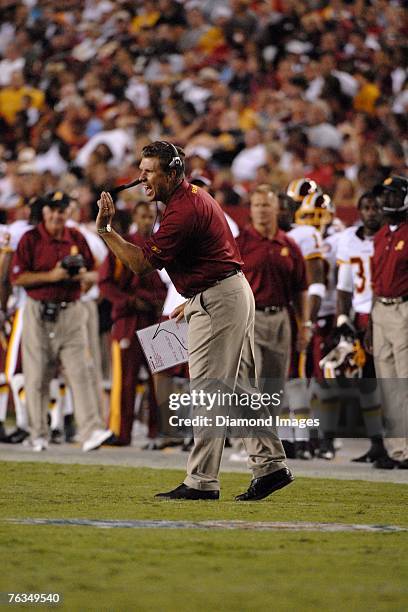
[0,422,7,441]
[4,427,30,444]
[352,445,389,463]
[82,429,113,452]
[317,439,335,460]
[50,429,63,444]
[373,456,400,469]
[32,437,48,452]
[295,441,312,460]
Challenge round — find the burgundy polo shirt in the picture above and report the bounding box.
[142,180,242,297]
[11,222,94,302]
[236,225,307,307]
[373,221,408,298]
[99,232,167,322]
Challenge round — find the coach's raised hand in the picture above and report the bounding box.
[96,191,115,232]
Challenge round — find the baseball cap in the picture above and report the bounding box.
[44,191,71,209]
[372,176,408,195]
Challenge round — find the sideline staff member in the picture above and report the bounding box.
[96,141,293,500]
[237,185,309,394]
[370,176,408,469]
[11,191,112,452]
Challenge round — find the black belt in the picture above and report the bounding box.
[256,305,284,314]
[376,295,408,305]
[41,300,75,309]
[217,269,241,282]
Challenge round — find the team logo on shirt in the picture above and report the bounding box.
[151,245,162,254]
[191,185,198,194]
[395,240,404,251]
[280,247,289,257]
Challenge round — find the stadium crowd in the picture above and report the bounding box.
[0,0,407,466]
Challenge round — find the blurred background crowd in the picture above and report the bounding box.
[0,0,407,228]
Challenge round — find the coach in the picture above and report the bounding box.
[96,141,293,500]
[236,185,309,396]
[371,176,408,469]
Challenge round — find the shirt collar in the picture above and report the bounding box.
[38,222,71,242]
[385,220,407,234]
[246,224,287,244]
[168,179,189,203]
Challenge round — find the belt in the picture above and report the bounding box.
[376,295,408,305]
[41,300,75,309]
[256,305,284,314]
[214,268,241,284]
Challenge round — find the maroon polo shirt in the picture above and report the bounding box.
[11,222,94,302]
[142,180,242,297]
[373,221,408,297]
[236,225,307,307]
[99,232,167,322]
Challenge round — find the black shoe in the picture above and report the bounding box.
[282,440,296,459]
[155,483,219,500]
[64,414,76,443]
[397,459,408,470]
[0,422,7,442]
[182,438,193,452]
[102,434,129,447]
[317,439,335,460]
[235,467,294,501]
[352,445,388,463]
[373,456,400,469]
[4,427,29,444]
[50,429,63,444]
[295,441,312,460]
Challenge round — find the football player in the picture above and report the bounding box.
[278,179,325,459]
[294,190,344,459]
[336,191,389,463]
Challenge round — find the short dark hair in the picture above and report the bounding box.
[141,141,185,177]
[357,191,376,209]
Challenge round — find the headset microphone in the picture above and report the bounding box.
[111,178,142,195]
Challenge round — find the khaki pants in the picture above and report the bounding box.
[183,273,287,491]
[372,300,408,460]
[22,297,104,442]
[254,308,290,401]
[82,300,105,421]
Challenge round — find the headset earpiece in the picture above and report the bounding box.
[160,141,183,171]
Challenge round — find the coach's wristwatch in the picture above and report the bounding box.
[97,224,112,234]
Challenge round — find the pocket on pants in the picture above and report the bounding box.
[199,293,210,316]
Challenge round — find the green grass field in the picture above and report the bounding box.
[1,462,407,612]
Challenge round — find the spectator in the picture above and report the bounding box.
[231,128,267,182]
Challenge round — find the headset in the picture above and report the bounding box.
[160,141,184,172]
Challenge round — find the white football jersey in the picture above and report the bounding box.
[319,231,342,317]
[288,224,322,259]
[3,220,33,310]
[336,225,374,314]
